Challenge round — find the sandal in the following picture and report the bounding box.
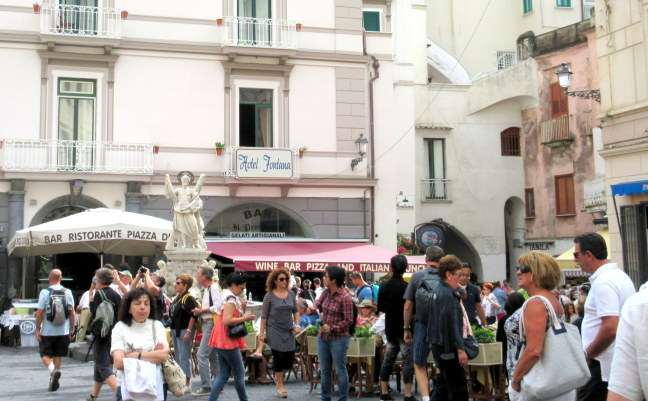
[277,390,288,398]
[248,352,263,361]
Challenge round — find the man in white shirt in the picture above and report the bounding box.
[313,277,324,301]
[574,232,636,401]
[191,265,222,396]
[608,281,648,401]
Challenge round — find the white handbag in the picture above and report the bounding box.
[121,358,159,401]
[518,296,590,401]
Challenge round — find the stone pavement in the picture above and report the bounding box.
[0,345,406,401]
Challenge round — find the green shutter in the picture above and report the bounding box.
[363,11,380,32]
[556,0,571,7]
[523,0,532,13]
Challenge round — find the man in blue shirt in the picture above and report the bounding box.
[35,269,76,392]
[350,272,373,302]
[492,281,508,320]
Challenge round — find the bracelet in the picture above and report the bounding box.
[511,378,521,385]
[138,352,142,360]
[186,330,192,333]
[403,327,411,330]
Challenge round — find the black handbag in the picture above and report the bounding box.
[227,322,248,338]
[463,335,480,360]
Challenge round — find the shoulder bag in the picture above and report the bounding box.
[225,295,248,338]
[518,296,590,401]
[151,321,185,397]
[121,358,159,401]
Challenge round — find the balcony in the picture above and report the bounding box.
[584,177,606,210]
[220,16,297,52]
[3,140,153,175]
[40,4,121,42]
[421,179,451,201]
[541,115,572,146]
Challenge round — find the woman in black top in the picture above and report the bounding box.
[170,274,197,393]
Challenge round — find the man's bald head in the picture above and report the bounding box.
[49,269,62,284]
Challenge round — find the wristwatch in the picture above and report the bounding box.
[403,326,411,330]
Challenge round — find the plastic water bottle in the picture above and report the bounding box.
[248,291,253,301]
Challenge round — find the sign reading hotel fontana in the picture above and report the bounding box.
[236,148,294,179]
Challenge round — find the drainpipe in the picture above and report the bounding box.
[363,30,380,243]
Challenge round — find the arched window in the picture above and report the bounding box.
[501,127,521,156]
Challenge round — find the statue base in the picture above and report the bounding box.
[159,248,212,297]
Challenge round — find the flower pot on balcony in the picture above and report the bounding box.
[216,18,223,26]
[296,23,302,31]
[120,10,128,19]
[153,145,160,154]
[33,4,41,13]
[216,148,223,156]
[299,151,304,159]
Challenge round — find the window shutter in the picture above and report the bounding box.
[550,82,568,118]
[363,11,380,32]
[555,175,575,215]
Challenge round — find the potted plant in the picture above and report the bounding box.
[153,144,160,154]
[397,233,417,255]
[347,326,376,357]
[120,10,128,19]
[215,141,225,156]
[469,325,502,365]
[216,18,223,26]
[296,23,303,31]
[298,146,307,159]
[244,321,256,351]
[33,3,41,13]
[305,323,320,355]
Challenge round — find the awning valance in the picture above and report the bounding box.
[561,269,590,278]
[611,180,648,196]
[206,241,427,273]
[555,228,608,270]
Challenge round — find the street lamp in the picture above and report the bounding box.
[351,133,369,171]
[556,62,600,103]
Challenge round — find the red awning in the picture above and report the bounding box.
[206,241,427,273]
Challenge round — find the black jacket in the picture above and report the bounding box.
[427,280,464,359]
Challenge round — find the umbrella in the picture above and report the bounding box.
[7,208,172,259]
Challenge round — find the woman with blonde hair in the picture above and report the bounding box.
[505,251,571,401]
[258,268,301,398]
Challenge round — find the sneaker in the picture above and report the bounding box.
[48,369,61,392]
[192,387,211,396]
[183,385,192,394]
[380,394,394,400]
[404,396,419,401]
[86,395,98,401]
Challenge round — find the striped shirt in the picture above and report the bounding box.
[315,288,354,340]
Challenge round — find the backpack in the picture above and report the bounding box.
[46,287,70,326]
[357,284,378,304]
[91,290,116,339]
[414,269,441,322]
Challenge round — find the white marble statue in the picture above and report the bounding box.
[164,171,207,249]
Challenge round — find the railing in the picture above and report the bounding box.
[496,51,517,70]
[3,140,153,174]
[40,4,121,38]
[541,115,571,144]
[583,4,595,20]
[421,179,451,201]
[584,177,606,208]
[221,16,297,49]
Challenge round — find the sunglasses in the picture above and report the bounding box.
[277,277,288,282]
[175,281,183,285]
[517,265,532,274]
[573,251,585,258]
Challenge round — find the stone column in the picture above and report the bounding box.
[7,180,25,299]
[125,181,143,269]
[159,249,211,297]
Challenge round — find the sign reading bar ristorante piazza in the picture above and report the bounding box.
[236,148,294,179]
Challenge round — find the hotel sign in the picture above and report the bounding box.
[236,148,294,179]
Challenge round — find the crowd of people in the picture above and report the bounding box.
[31,230,648,401]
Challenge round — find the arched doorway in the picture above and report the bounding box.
[27,195,105,297]
[504,196,526,289]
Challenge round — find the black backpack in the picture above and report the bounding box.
[414,269,441,322]
[46,287,71,326]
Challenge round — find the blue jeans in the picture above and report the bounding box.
[209,348,248,401]
[197,320,219,388]
[171,329,192,379]
[318,336,350,401]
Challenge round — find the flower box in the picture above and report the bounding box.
[347,336,375,357]
[469,341,502,365]
[244,332,256,350]
[307,335,318,355]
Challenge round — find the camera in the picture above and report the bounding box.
[139,266,147,274]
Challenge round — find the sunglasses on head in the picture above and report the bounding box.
[277,277,287,282]
[517,265,532,274]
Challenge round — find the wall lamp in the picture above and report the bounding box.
[351,133,369,171]
[556,62,600,103]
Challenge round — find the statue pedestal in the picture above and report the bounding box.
[159,248,211,296]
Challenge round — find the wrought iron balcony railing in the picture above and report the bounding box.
[221,16,297,49]
[3,140,153,174]
[584,177,606,208]
[421,179,451,201]
[40,4,121,38]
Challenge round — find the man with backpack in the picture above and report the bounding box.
[350,272,375,303]
[35,269,76,392]
[403,246,444,401]
[86,267,121,401]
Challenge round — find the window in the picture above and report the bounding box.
[58,0,98,35]
[555,174,575,215]
[57,77,96,170]
[424,138,448,200]
[525,188,535,217]
[523,0,533,13]
[239,88,273,147]
[556,0,571,7]
[620,205,648,289]
[550,82,568,118]
[363,11,380,32]
[501,127,521,156]
[237,0,271,45]
[497,51,517,70]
